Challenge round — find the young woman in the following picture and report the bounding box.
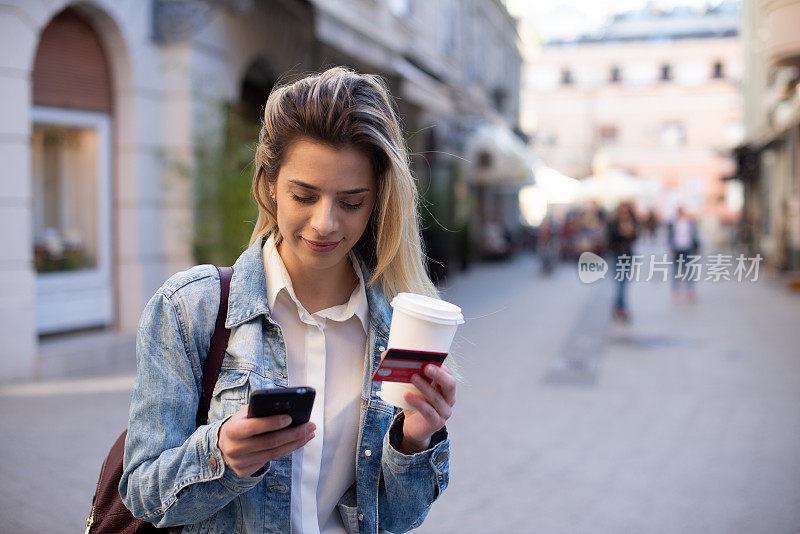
[120,67,456,533]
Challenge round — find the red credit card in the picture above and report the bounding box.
[371,348,448,383]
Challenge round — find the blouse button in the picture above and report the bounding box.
[364,449,372,457]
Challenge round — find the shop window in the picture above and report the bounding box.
[32,124,99,272]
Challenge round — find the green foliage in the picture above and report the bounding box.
[193,106,260,267]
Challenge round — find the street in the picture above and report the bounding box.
[2,249,800,533]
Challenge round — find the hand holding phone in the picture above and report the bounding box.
[218,387,316,478]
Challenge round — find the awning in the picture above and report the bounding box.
[463,122,536,186]
[579,169,658,209]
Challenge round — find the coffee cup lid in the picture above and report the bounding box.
[390,293,464,325]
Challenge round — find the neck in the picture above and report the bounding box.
[277,242,359,314]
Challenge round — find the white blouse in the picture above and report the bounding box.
[262,234,368,534]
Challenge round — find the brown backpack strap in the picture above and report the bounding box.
[196,266,233,427]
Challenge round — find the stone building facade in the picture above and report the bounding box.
[737,0,800,271]
[521,2,744,234]
[0,0,522,381]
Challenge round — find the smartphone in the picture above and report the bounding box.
[247,387,316,427]
[371,348,448,383]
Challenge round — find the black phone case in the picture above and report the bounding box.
[247,387,316,427]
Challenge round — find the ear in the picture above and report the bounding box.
[268,182,276,202]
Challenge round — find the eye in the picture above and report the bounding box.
[340,201,364,210]
[291,193,315,204]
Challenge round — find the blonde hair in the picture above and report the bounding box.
[250,67,437,300]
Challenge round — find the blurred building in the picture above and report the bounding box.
[521,1,744,237]
[736,0,800,271]
[0,0,523,381]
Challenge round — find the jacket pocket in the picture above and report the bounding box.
[208,369,251,423]
[337,484,360,534]
[337,502,360,534]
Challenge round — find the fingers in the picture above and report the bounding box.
[410,373,452,421]
[245,422,316,455]
[263,432,315,461]
[420,364,457,406]
[225,407,293,440]
[226,431,314,478]
[220,420,316,478]
[405,364,456,429]
[403,391,446,429]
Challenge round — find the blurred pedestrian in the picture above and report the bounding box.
[538,215,559,274]
[645,209,659,242]
[607,202,638,322]
[668,206,700,303]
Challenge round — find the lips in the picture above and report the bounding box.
[303,238,341,253]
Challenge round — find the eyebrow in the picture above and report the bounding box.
[288,179,370,195]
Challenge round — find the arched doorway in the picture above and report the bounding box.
[31,8,114,335]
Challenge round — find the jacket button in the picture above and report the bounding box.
[435,451,448,463]
[378,346,386,352]
[364,449,372,457]
[358,513,364,521]
[208,455,218,471]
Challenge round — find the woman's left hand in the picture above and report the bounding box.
[400,363,456,454]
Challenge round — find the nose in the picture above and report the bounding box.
[310,198,338,237]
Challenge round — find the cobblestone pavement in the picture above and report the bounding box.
[2,250,799,533]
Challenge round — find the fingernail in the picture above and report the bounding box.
[281,415,292,426]
[427,365,438,376]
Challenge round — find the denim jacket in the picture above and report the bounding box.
[120,238,450,533]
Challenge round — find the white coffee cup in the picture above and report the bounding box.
[377,292,464,409]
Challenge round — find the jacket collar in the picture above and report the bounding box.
[225,236,392,337]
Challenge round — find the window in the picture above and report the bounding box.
[610,66,621,83]
[660,122,685,147]
[712,61,725,79]
[491,87,508,113]
[599,125,618,144]
[387,0,412,18]
[561,69,573,86]
[660,63,672,81]
[33,124,100,272]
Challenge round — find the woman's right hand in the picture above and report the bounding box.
[217,405,316,477]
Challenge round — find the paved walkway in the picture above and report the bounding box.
[418,251,800,534]
[1,250,799,533]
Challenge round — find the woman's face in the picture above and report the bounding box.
[270,138,377,279]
